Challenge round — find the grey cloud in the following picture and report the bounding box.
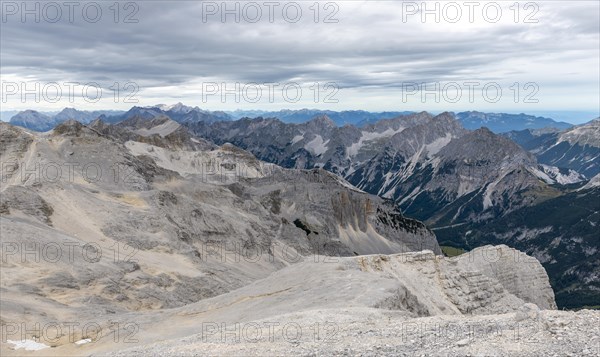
[1,1,598,110]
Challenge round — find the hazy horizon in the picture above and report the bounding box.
[1,106,598,125]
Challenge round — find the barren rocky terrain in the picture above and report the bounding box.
[1,120,598,356]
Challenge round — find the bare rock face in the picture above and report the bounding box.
[82,247,562,356]
[330,189,441,254]
[244,168,441,256]
[356,250,531,316]
[0,122,440,326]
[454,245,557,310]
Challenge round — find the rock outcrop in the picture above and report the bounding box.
[84,247,565,356]
[454,245,557,310]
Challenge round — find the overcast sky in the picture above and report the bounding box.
[1,1,598,122]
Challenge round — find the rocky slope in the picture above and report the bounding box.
[0,120,441,351]
[348,126,548,226]
[3,245,577,356]
[190,112,554,225]
[187,111,457,176]
[504,118,600,178]
[89,116,215,151]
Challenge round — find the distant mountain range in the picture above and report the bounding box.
[184,112,599,308]
[101,103,231,124]
[226,109,414,126]
[8,108,125,131]
[186,112,589,222]
[455,111,573,133]
[5,104,586,133]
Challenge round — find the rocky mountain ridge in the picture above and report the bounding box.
[8,108,124,131]
[456,111,573,133]
[504,118,600,178]
[182,112,599,309]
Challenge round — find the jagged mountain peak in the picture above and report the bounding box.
[119,114,172,127]
[88,117,108,130]
[157,102,195,113]
[400,110,432,120]
[128,105,162,113]
[10,109,51,120]
[362,111,433,133]
[434,112,464,127]
[440,126,535,164]
[57,107,78,114]
[470,126,517,142]
[15,109,44,115]
[53,107,94,123]
[435,111,455,119]
[9,110,56,132]
[308,114,336,127]
[55,107,98,116]
[473,126,495,135]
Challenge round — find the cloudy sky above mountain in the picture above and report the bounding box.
[1,1,598,122]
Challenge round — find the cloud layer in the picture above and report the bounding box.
[1,0,598,118]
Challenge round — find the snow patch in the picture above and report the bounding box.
[291,134,304,144]
[377,172,395,196]
[347,127,405,157]
[7,339,50,351]
[304,135,329,156]
[399,186,422,205]
[532,165,586,185]
[425,133,453,156]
